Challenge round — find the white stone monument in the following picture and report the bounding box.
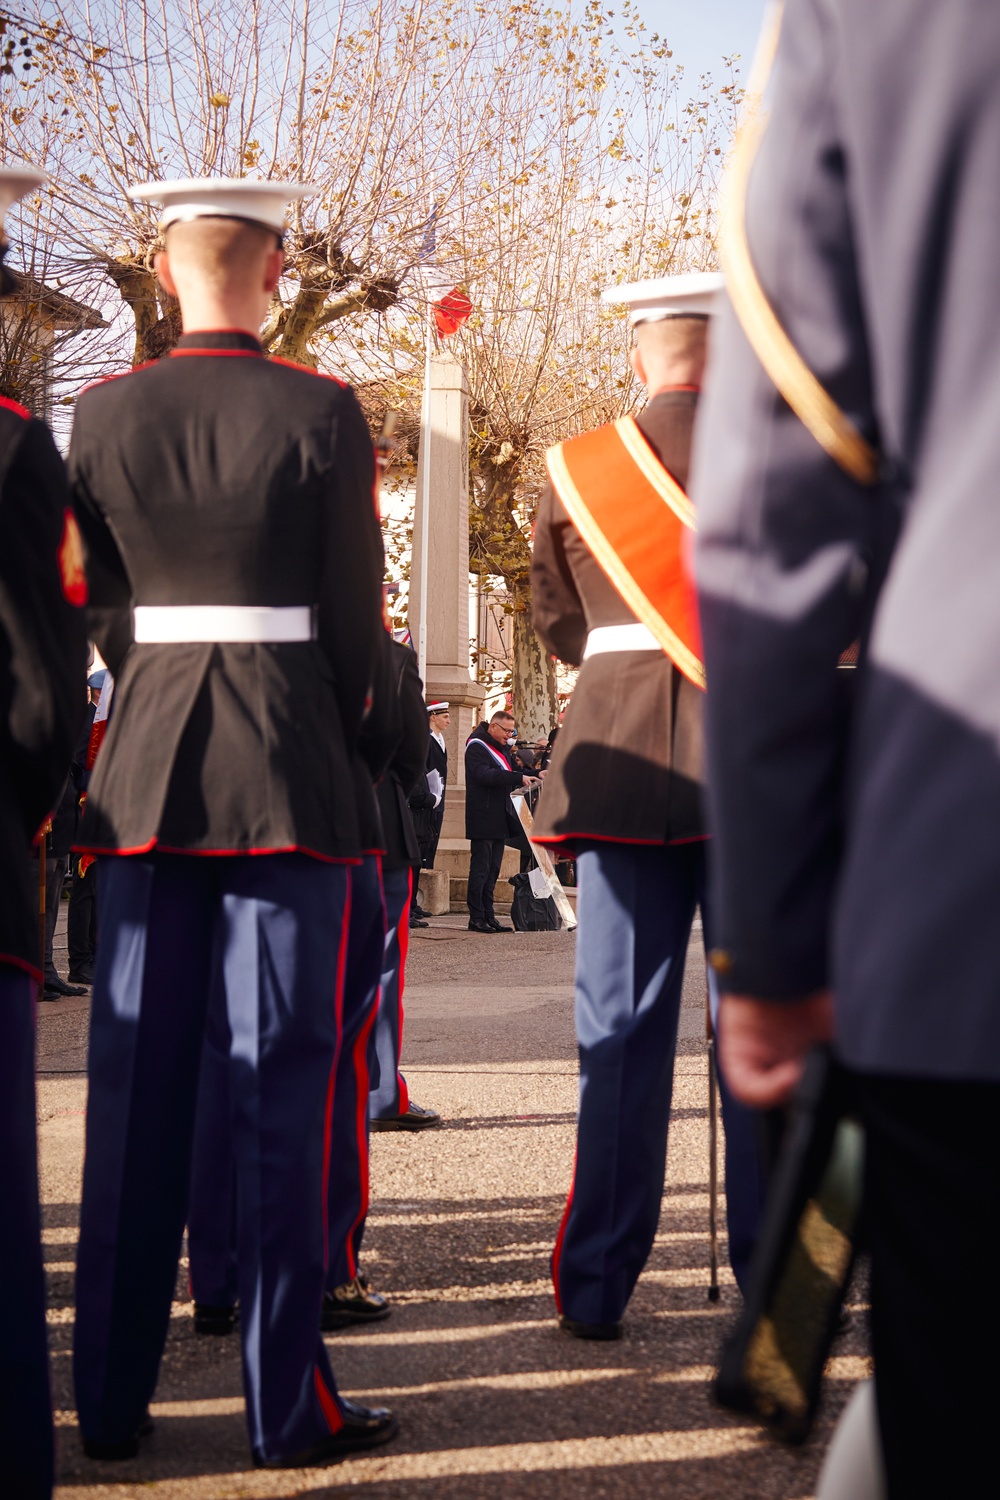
[409,353,485,901]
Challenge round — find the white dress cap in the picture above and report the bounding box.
[127,177,318,234]
[602,270,725,327]
[0,165,47,225]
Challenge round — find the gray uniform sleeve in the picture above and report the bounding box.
[691,0,895,998]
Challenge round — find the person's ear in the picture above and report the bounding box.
[263,246,284,295]
[629,344,647,389]
[154,250,178,299]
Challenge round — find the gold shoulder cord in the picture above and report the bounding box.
[721,1,880,487]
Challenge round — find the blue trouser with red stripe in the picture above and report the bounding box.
[74,853,351,1464]
[369,866,412,1120]
[188,855,387,1304]
[0,966,54,1499]
[552,841,765,1325]
[326,855,385,1288]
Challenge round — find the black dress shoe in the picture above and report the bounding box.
[252,1400,398,1468]
[82,1412,154,1460]
[559,1314,623,1341]
[467,919,495,933]
[370,1100,442,1132]
[42,974,86,998]
[408,916,429,929]
[194,1301,239,1335]
[487,920,514,933]
[322,1273,391,1330]
[67,966,93,986]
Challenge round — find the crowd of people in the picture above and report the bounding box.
[4,6,1000,1492]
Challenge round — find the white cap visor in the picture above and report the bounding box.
[602,270,725,326]
[127,177,317,234]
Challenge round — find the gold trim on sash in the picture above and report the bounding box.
[613,417,697,528]
[721,1,880,488]
[545,441,707,690]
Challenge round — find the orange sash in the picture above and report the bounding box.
[545,416,705,690]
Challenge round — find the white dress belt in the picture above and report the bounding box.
[133,605,315,644]
[583,623,662,657]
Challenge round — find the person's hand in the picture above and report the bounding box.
[522,775,541,787]
[719,991,834,1109]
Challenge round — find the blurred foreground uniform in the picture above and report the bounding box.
[693,1,1000,1491]
[532,273,764,1333]
[70,179,388,1467]
[0,162,88,1500]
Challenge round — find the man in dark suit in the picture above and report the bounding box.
[531,273,765,1338]
[464,710,538,933]
[422,701,449,869]
[0,163,88,1500]
[70,177,396,1468]
[693,2,1000,1491]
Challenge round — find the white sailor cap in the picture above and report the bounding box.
[126,177,317,236]
[602,270,724,327]
[0,166,46,229]
[427,700,450,713]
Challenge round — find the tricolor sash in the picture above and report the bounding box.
[469,737,515,772]
[545,417,705,690]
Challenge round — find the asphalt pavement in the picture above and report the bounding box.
[38,902,870,1498]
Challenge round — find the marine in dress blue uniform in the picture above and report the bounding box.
[187,633,437,1339]
[0,165,88,1499]
[69,177,396,1468]
[531,273,766,1336]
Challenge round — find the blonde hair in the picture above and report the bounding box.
[163,217,277,294]
[633,315,708,363]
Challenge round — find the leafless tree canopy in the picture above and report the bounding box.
[2,0,740,725]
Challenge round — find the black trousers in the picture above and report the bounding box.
[67,863,98,974]
[467,838,504,923]
[857,1074,1000,1498]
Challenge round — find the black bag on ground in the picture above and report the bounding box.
[509,870,561,931]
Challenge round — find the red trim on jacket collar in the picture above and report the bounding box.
[168,348,264,358]
[530,830,710,848]
[72,837,361,864]
[270,355,347,386]
[0,393,31,420]
[79,362,160,397]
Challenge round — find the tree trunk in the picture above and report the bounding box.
[105,261,181,365]
[272,285,327,366]
[510,579,558,738]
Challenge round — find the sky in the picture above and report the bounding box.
[637,0,769,83]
